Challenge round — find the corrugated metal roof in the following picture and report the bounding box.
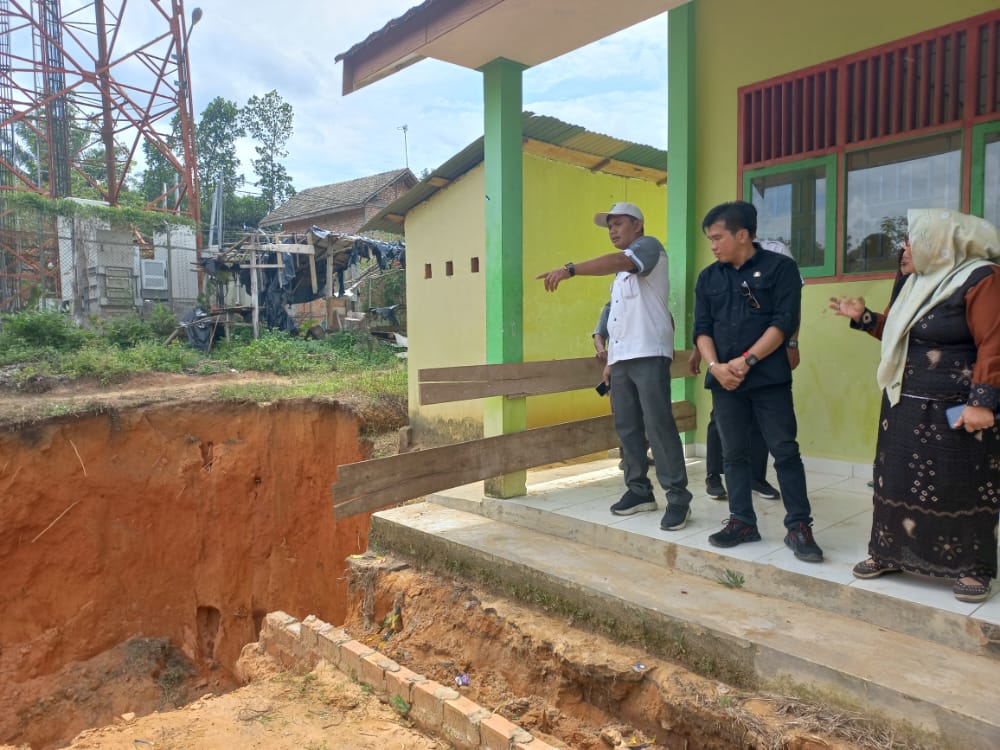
[361,112,666,234]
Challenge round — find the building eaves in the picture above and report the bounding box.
[361,112,667,234]
[261,168,415,226]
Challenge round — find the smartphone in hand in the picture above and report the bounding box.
[947,403,999,429]
[595,381,609,396]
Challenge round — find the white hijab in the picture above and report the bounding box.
[877,209,1000,406]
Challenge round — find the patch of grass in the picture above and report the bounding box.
[717,569,745,589]
[1,318,407,392]
[390,695,411,717]
[58,342,142,384]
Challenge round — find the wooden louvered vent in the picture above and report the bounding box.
[739,10,1000,169]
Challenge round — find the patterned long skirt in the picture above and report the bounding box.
[870,393,1000,580]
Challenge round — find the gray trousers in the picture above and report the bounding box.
[610,356,692,507]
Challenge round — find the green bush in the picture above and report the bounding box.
[125,341,203,372]
[148,303,179,338]
[0,310,89,351]
[102,314,155,348]
[222,331,336,375]
[59,342,141,383]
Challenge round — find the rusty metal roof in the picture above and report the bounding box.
[361,112,666,234]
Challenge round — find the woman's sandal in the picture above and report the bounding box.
[953,576,991,603]
[852,558,901,579]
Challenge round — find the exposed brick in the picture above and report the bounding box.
[442,695,490,749]
[514,738,558,750]
[299,615,321,650]
[409,680,458,733]
[338,639,375,681]
[481,713,535,750]
[260,612,302,669]
[360,652,399,693]
[314,625,352,667]
[384,665,425,708]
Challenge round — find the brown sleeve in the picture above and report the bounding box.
[966,267,1000,406]
[850,305,889,340]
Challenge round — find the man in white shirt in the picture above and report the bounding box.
[537,202,693,530]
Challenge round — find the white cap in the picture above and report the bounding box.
[593,202,644,227]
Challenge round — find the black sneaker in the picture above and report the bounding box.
[752,479,780,500]
[784,522,824,562]
[660,505,691,531]
[708,517,761,548]
[609,490,657,516]
[705,474,726,500]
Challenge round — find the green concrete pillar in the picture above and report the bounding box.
[480,57,527,498]
[667,4,697,424]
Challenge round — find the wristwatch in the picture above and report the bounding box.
[743,352,759,367]
[564,262,576,277]
[787,339,799,349]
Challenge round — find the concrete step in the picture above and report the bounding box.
[371,502,1000,750]
[427,469,1000,664]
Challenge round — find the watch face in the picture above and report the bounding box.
[745,354,759,366]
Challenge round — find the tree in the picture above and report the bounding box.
[139,114,182,209]
[197,97,245,200]
[241,90,295,212]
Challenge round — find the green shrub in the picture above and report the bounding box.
[125,341,202,372]
[59,342,141,383]
[222,331,337,375]
[0,310,89,351]
[102,314,155,348]
[148,303,179,338]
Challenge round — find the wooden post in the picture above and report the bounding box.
[250,249,259,339]
[326,251,335,330]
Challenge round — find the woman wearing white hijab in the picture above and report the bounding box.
[831,209,1000,602]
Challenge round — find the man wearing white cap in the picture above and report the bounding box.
[537,202,693,530]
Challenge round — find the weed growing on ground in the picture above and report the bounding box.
[390,695,411,717]
[717,569,745,589]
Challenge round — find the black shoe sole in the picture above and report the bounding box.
[610,502,657,516]
[784,536,823,562]
[660,507,692,531]
[708,531,762,548]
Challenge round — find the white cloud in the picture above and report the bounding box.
[186,1,668,193]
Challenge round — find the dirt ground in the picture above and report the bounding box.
[0,373,914,750]
[0,371,301,427]
[36,653,446,750]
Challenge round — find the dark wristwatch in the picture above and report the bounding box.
[564,262,576,277]
[743,353,759,367]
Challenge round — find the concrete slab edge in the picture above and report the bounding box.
[370,508,1000,750]
[428,492,1000,661]
[256,611,551,750]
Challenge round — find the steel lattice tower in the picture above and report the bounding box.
[0,0,201,310]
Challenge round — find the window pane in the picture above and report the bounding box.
[984,131,1000,229]
[845,133,961,273]
[749,166,827,269]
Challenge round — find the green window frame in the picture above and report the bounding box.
[743,155,836,278]
[971,120,1000,228]
[842,131,963,274]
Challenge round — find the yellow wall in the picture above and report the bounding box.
[404,165,487,437]
[522,154,667,428]
[689,0,997,465]
[404,152,667,439]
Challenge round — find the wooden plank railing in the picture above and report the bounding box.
[332,350,696,520]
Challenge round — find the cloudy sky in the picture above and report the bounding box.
[186,1,669,192]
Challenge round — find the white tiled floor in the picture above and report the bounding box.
[499,454,1000,625]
